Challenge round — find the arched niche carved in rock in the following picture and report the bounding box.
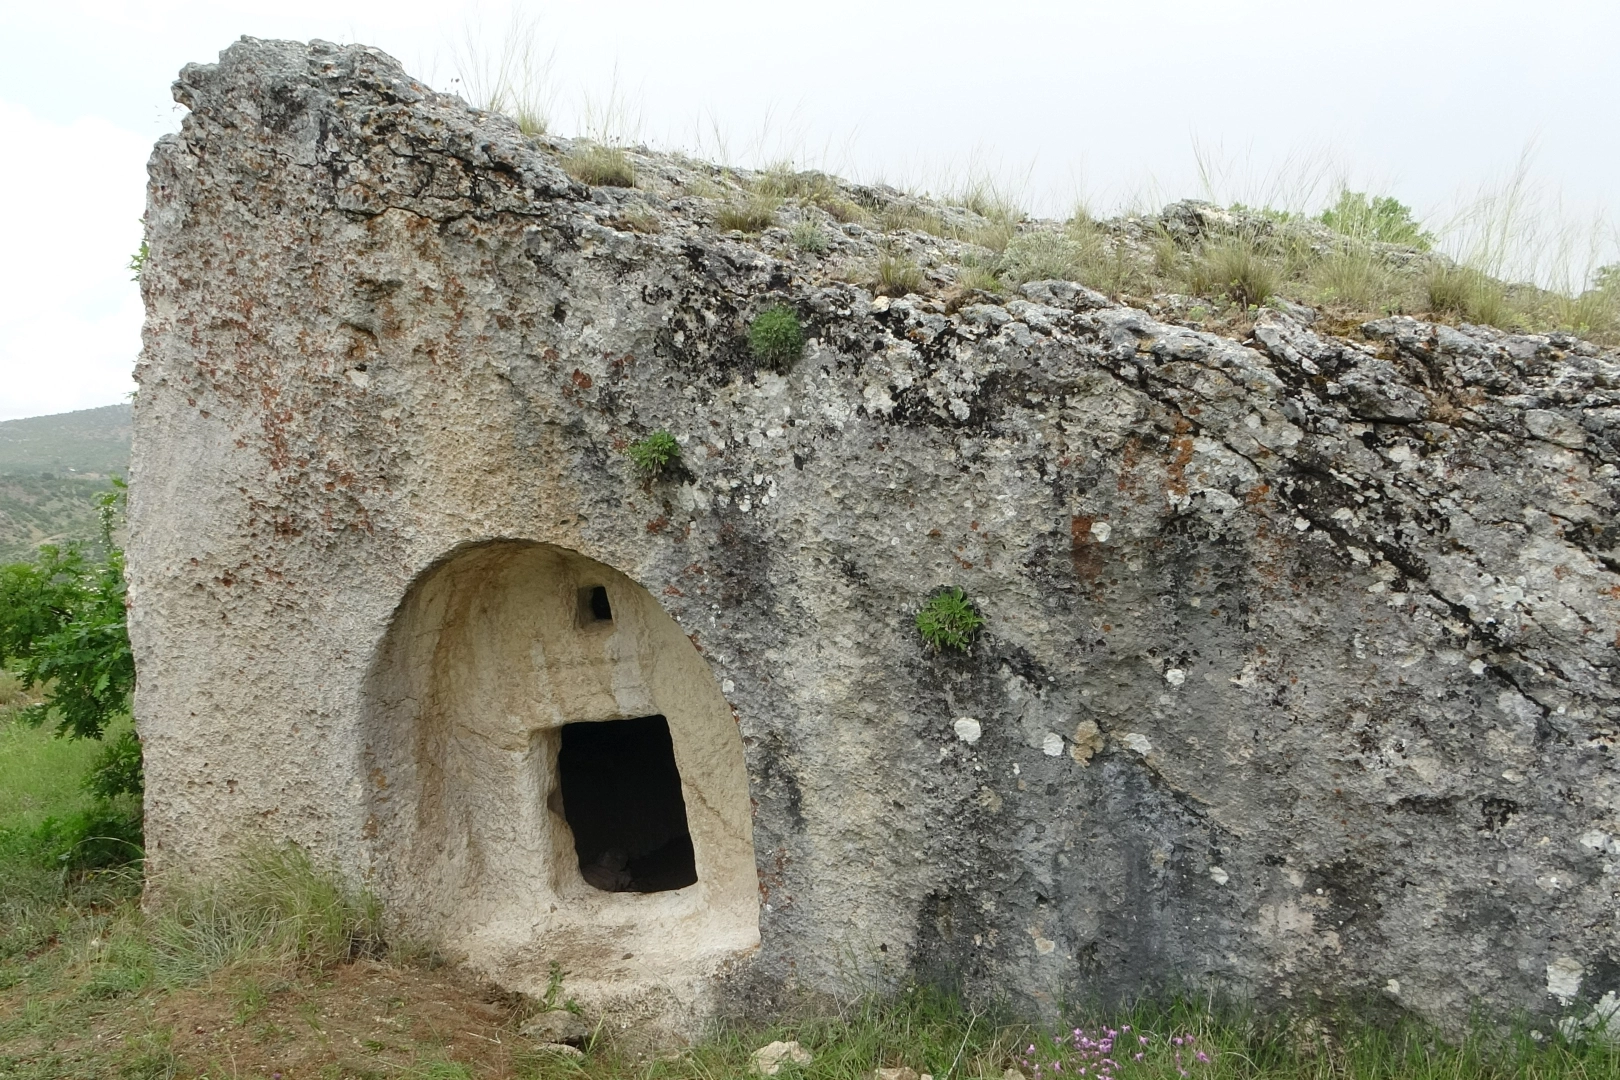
[361,541,758,995]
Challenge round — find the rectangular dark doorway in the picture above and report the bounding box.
[558,715,697,893]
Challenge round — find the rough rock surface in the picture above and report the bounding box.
[131,37,1620,1035]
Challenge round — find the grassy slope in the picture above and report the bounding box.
[0,403,131,563]
[0,404,132,475]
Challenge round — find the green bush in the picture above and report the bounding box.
[1003,229,1091,284]
[749,305,805,367]
[790,219,828,253]
[0,482,140,799]
[626,430,681,477]
[86,727,144,799]
[916,588,984,653]
[0,800,143,876]
[1319,190,1433,249]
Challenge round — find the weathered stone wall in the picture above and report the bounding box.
[131,37,1620,1036]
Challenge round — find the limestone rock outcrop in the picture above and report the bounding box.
[131,37,1620,1035]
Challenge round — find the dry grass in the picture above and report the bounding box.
[957,262,1005,295]
[751,165,868,225]
[450,12,553,136]
[1424,263,1514,328]
[920,191,1617,342]
[1187,234,1283,309]
[873,253,926,297]
[716,195,781,233]
[566,144,636,187]
[1309,246,1408,311]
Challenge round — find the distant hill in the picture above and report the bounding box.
[0,403,131,563]
[0,403,131,475]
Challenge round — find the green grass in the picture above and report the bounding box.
[148,844,385,984]
[509,988,1619,1080]
[2,700,1615,1077]
[0,693,108,835]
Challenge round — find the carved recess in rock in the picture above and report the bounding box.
[129,36,1619,1036]
[362,541,757,997]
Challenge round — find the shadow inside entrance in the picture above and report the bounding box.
[558,715,698,893]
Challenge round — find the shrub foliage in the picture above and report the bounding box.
[0,481,139,797]
[749,305,805,367]
[916,588,984,653]
[626,430,681,477]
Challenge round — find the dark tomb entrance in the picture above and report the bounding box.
[558,715,698,893]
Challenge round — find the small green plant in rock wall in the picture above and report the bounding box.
[916,588,984,653]
[128,240,148,282]
[625,430,680,477]
[748,305,805,367]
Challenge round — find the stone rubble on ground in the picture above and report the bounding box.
[753,1040,813,1075]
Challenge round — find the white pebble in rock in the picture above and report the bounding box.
[953,717,982,744]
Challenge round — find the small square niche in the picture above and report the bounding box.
[577,585,613,626]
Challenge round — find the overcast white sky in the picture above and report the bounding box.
[1,0,1617,421]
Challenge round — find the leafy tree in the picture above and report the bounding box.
[0,481,139,796]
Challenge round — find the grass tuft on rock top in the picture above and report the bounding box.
[873,253,926,297]
[916,588,984,653]
[625,430,681,477]
[749,305,806,368]
[565,144,636,187]
[716,195,781,234]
